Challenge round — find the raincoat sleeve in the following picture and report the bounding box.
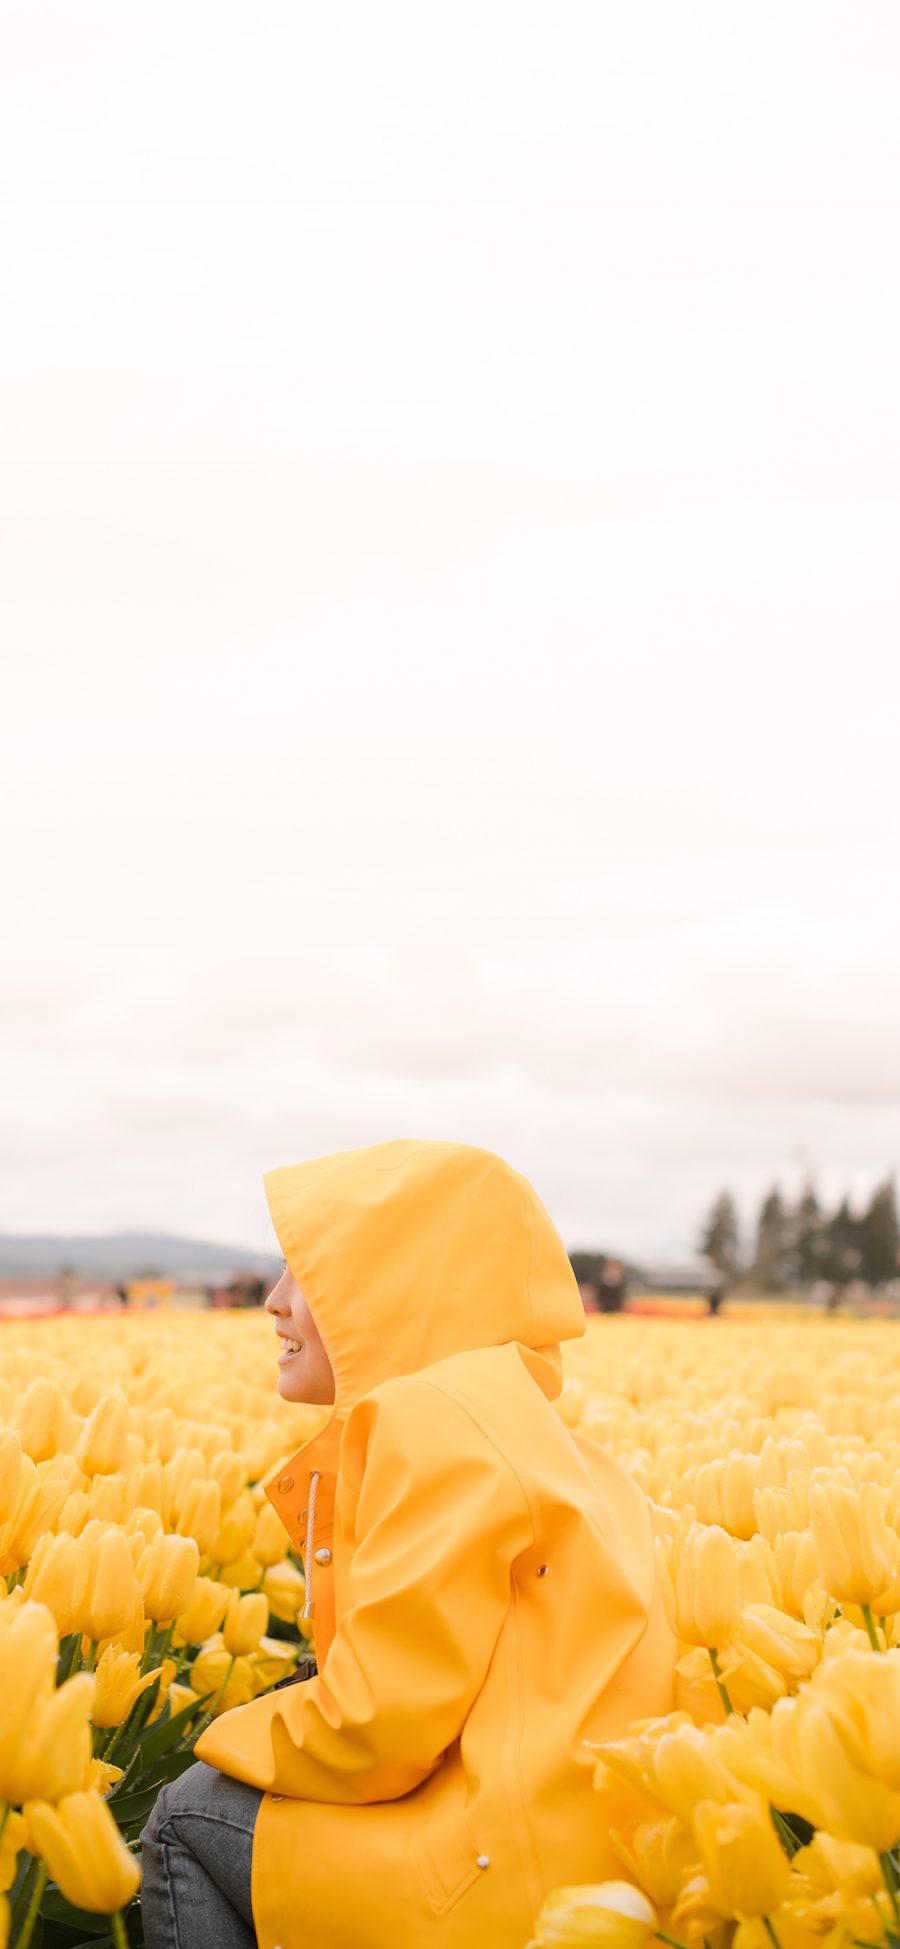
[195,1380,531,1803]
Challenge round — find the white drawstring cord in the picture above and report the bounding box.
[302,1469,321,1620]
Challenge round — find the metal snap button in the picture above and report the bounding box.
[277,1475,294,1494]
[476,1854,490,1870]
[270,1794,284,1803]
[314,1546,332,1565]
[536,1564,549,1576]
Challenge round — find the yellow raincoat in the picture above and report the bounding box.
[197,1140,676,1948]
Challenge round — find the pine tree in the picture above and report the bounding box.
[699,1191,740,1279]
[823,1197,862,1287]
[793,1183,827,1285]
[859,1178,900,1286]
[754,1187,789,1291]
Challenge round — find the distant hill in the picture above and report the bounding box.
[0,1232,282,1281]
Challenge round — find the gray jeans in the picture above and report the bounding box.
[141,1761,263,1949]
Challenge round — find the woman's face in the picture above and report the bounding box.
[265,1264,335,1405]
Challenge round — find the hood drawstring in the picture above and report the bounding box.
[302,1469,321,1621]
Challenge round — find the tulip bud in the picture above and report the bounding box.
[209,1451,247,1511]
[0,1430,23,1526]
[253,1502,290,1568]
[223,1590,268,1657]
[12,1671,95,1802]
[165,1447,206,1523]
[15,1378,72,1463]
[251,1636,301,1692]
[76,1393,129,1477]
[176,1479,221,1556]
[0,1601,60,1803]
[23,1531,79,1637]
[25,1791,140,1913]
[262,1558,306,1624]
[137,1531,199,1623]
[132,1460,167,1518]
[528,1882,658,1949]
[672,1525,742,1649]
[209,1491,256,1567]
[88,1473,132,1525]
[811,1480,900,1613]
[219,1549,264,1591]
[72,1527,142,1643]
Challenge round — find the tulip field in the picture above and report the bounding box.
[1,1312,900,1949]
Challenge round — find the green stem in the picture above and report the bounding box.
[84,1638,99,1672]
[763,1920,783,1949]
[0,1802,8,1848]
[655,1934,693,1949]
[879,1852,900,1922]
[12,1859,48,1949]
[110,1908,131,1949]
[708,1646,735,1716]
[861,1605,884,1653]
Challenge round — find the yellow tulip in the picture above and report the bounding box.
[88,1473,132,1524]
[56,1489,91,1537]
[731,1604,821,1685]
[166,1679,198,1716]
[76,1392,129,1477]
[527,1881,657,1949]
[671,1524,742,1649]
[208,1491,256,1567]
[609,1816,697,1911]
[810,1479,900,1614]
[173,1575,232,1646]
[91,1645,163,1728]
[0,1431,23,1528]
[773,1530,820,1619]
[253,1501,291,1567]
[85,1758,124,1795]
[189,1636,255,1711]
[136,1531,199,1622]
[0,1599,58,1800]
[0,1809,25,1893]
[15,1378,71,1463]
[7,1671,95,1803]
[223,1590,268,1656]
[2,1459,69,1569]
[22,1531,79,1636]
[125,1506,164,1555]
[209,1450,247,1511]
[175,1478,221,1556]
[219,1549,264,1591]
[692,1796,793,1920]
[790,1695,900,1852]
[132,1459,167,1518]
[164,1447,206,1522]
[72,1526,142,1642]
[650,1725,736,1824]
[712,1704,825,1832]
[262,1557,306,1624]
[791,1831,882,1899]
[24,1791,140,1912]
[251,1636,301,1691]
[812,1644,900,1791]
[670,1870,730,1944]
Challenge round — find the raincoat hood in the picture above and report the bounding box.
[264,1138,585,1420]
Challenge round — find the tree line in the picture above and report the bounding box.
[699,1177,900,1290]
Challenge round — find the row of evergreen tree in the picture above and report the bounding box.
[699,1177,900,1289]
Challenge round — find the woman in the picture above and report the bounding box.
[142,1139,676,1949]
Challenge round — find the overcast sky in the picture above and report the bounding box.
[2,2,899,1265]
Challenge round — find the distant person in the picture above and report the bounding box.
[706,1279,726,1317]
[597,1256,627,1313]
[141,1140,676,1949]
